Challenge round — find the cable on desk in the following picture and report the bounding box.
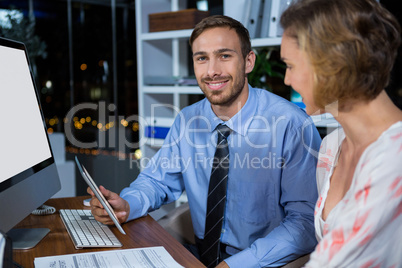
[31,205,56,215]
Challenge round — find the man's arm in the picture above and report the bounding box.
[120,117,186,221]
[225,120,321,268]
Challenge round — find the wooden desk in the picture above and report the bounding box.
[13,196,205,268]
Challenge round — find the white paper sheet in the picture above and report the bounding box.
[34,246,184,268]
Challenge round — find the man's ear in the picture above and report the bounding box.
[245,50,256,74]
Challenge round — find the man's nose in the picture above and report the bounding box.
[207,58,222,78]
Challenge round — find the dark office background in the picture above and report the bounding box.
[0,0,401,195]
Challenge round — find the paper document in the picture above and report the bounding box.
[34,246,184,268]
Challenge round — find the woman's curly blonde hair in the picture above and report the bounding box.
[280,0,401,110]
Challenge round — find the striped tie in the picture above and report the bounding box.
[200,124,231,267]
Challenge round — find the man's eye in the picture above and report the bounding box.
[197,56,206,61]
[221,54,230,59]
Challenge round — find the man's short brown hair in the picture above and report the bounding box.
[189,15,252,59]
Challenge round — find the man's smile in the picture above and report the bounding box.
[206,81,228,90]
[202,76,230,90]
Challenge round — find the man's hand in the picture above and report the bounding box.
[216,261,229,268]
[87,186,130,225]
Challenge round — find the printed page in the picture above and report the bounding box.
[34,246,184,268]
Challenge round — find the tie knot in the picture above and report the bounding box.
[216,124,231,139]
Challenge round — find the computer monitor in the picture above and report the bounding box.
[0,37,61,249]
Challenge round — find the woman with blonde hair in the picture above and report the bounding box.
[280,0,402,266]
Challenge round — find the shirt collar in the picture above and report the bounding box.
[205,84,258,136]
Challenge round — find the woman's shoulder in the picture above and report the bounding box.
[380,121,402,141]
[355,121,402,187]
[365,121,402,157]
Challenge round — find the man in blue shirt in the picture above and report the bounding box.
[89,15,321,268]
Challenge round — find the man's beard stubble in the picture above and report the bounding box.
[200,73,246,107]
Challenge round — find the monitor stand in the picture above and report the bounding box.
[7,228,50,249]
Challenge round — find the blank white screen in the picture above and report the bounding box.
[0,45,51,183]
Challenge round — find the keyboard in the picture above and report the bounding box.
[59,209,122,249]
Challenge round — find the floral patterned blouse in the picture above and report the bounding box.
[306,122,402,268]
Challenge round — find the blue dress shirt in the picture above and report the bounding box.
[120,85,321,267]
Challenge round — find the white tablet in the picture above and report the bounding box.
[74,156,126,235]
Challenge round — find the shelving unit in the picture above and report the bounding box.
[136,0,199,160]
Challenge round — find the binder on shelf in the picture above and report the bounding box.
[242,0,252,30]
[275,0,293,36]
[260,0,293,38]
[144,117,174,147]
[260,0,272,38]
[268,0,281,37]
[246,0,264,39]
[145,126,170,140]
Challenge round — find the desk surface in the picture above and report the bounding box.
[13,196,205,268]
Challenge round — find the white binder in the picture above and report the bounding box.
[246,0,264,38]
[260,0,293,38]
[260,0,272,38]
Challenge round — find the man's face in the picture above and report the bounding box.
[192,27,254,109]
